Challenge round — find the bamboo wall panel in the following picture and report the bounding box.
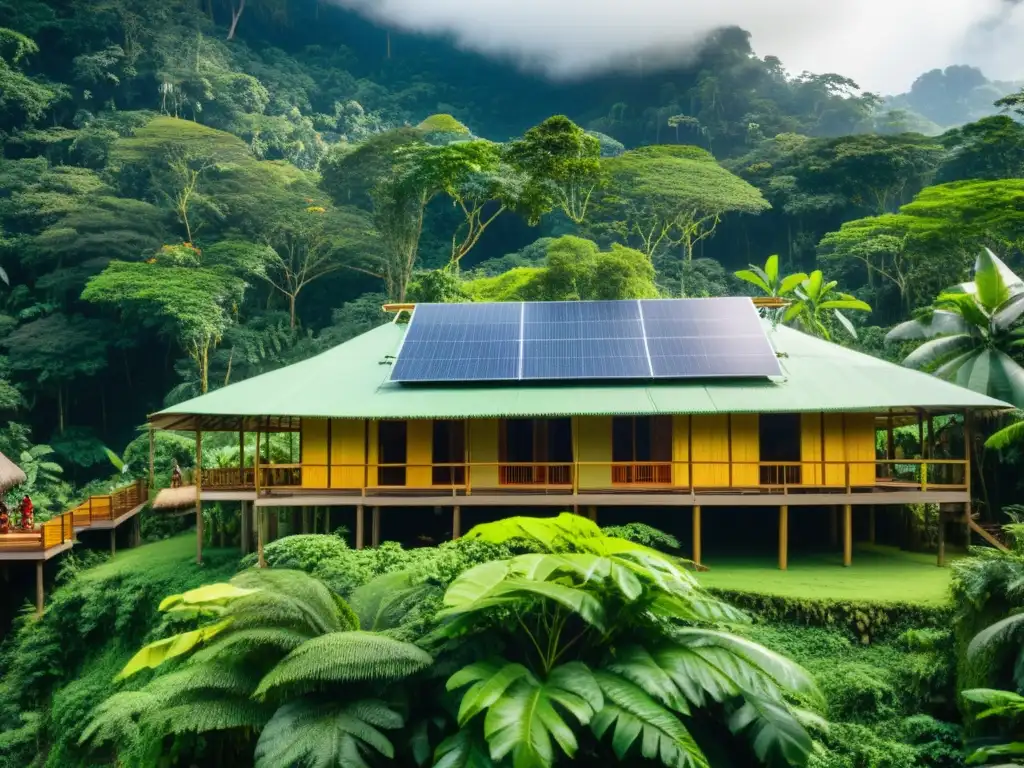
[406,420,433,487]
[844,413,876,485]
[577,417,612,488]
[671,415,690,487]
[801,413,823,486]
[367,421,379,489]
[824,413,847,486]
[300,419,329,488]
[469,419,499,487]
[330,419,365,489]
[692,415,729,487]
[731,414,760,487]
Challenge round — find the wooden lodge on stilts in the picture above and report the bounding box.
[145,297,1011,570]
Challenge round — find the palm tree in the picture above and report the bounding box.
[886,248,1024,408]
[783,270,872,340]
[81,568,431,766]
[430,513,824,768]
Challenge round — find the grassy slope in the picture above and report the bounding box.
[697,545,954,606]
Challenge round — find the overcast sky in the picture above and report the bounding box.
[335,0,1024,94]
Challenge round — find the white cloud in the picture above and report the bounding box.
[333,0,1022,93]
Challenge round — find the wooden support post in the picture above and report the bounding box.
[148,424,155,492]
[372,507,381,547]
[692,506,702,566]
[452,506,461,540]
[778,505,788,571]
[302,507,311,534]
[587,505,597,522]
[829,506,838,548]
[196,430,203,565]
[110,529,116,556]
[254,431,261,496]
[240,501,250,555]
[257,508,266,568]
[843,504,852,567]
[868,506,876,545]
[355,505,365,550]
[239,429,245,484]
[35,560,44,617]
[937,510,946,567]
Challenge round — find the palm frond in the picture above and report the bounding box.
[729,695,818,767]
[967,613,1024,659]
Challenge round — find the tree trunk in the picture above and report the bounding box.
[289,294,297,330]
[227,0,246,40]
[58,387,64,434]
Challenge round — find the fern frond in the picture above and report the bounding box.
[189,627,310,664]
[255,698,403,768]
[146,698,270,735]
[348,570,435,631]
[231,568,348,635]
[80,691,159,747]
[147,661,260,700]
[254,631,432,700]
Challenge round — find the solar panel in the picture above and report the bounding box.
[389,298,781,383]
[521,301,651,380]
[640,298,782,379]
[390,302,521,382]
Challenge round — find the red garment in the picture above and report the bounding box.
[0,510,8,534]
[19,497,33,531]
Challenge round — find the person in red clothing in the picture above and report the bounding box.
[0,501,9,534]
[19,495,33,531]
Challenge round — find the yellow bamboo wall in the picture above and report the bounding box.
[823,413,847,486]
[406,420,433,487]
[692,414,730,487]
[300,419,329,488]
[366,420,380,489]
[577,416,612,488]
[844,413,876,485]
[800,413,823,485]
[731,414,760,487]
[469,419,499,488]
[330,419,365,489]
[672,415,690,487]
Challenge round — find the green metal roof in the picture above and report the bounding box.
[153,320,1010,426]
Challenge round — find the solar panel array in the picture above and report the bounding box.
[389,298,781,383]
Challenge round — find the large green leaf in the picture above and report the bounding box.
[818,298,872,312]
[159,583,259,612]
[603,646,690,713]
[993,292,1024,331]
[734,269,770,295]
[966,613,1024,659]
[254,631,432,700]
[433,729,496,768]
[450,661,531,725]
[935,292,991,331]
[900,334,974,370]
[255,698,402,768]
[778,272,808,296]
[442,561,512,610]
[729,695,816,767]
[962,688,1024,720]
[117,620,232,680]
[591,670,708,768]
[955,350,1024,407]
[763,255,779,285]
[476,662,602,767]
[974,246,1012,311]
[441,576,608,631]
[886,311,970,341]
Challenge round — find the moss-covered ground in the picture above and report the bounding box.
[697,544,957,606]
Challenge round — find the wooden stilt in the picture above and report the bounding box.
[196,430,203,565]
[110,529,116,556]
[843,504,852,567]
[240,501,250,555]
[778,505,788,571]
[257,508,266,568]
[302,507,310,534]
[355,505,365,550]
[148,424,155,492]
[372,507,381,547]
[868,506,876,544]
[587,505,597,522]
[452,506,461,540]
[937,510,946,567]
[692,506,702,566]
[35,560,44,617]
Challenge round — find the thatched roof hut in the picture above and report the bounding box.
[152,485,197,511]
[0,451,27,492]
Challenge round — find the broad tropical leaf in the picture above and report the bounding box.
[433,729,496,768]
[480,662,603,767]
[962,688,1024,719]
[967,613,1024,659]
[117,620,232,679]
[255,631,432,700]
[591,670,708,768]
[159,583,259,612]
[886,311,970,341]
[729,695,817,767]
[255,698,403,768]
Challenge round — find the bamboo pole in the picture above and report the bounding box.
[110,529,116,556]
[452,506,461,540]
[372,507,381,547]
[778,505,788,571]
[843,504,852,567]
[692,506,702,566]
[35,560,44,617]
[257,507,266,568]
[587,505,597,522]
[196,430,203,565]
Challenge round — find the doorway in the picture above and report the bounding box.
[500,418,573,485]
[759,413,801,486]
[612,416,673,483]
[432,420,466,486]
[378,421,407,486]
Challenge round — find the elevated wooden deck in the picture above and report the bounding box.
[0,481,148,562]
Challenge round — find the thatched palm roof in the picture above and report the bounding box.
[0,451,27,492]
[152,485,197,511]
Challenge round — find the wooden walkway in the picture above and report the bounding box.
[0,481,148,614]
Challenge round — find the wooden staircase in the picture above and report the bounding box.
[968,518,1011,552]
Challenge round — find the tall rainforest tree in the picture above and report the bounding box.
[599,145,769,295]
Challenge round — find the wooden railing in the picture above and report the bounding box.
[0,480,147,554]
[190,458,969,496]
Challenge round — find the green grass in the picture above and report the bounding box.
[697,545,957,606]
[80,533,239,582]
